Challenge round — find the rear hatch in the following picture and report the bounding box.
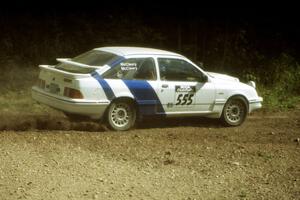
[35,49,119,99]
[37,64,94,97]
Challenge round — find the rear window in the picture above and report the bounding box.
[72,50,118,66]
[55,50,118,74]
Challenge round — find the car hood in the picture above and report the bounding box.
[206,71,239,82]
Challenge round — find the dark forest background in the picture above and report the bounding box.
[0,5,299,109]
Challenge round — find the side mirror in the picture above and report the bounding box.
[198,74,208,83]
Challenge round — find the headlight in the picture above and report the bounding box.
[247,81,256,88]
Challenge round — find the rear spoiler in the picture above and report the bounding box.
[38,64,91,79]
[38,58,109,78]
[56,58,96,68]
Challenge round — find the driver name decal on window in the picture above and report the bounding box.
[120,62,138,71]
[103,58,156,80]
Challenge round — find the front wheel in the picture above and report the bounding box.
[106,101,136,131]
[221,96,248,126]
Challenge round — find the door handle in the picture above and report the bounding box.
[162,84,169,88]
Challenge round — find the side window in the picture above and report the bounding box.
[102,58,157,80]
[158,58,204,82]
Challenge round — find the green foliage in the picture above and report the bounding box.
[258,53,300,90]
[258,87,300,110]
[253,54,300,110]
[0,15,299,111]
[220,52,300,110]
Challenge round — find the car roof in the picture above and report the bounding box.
[94,46,185,58]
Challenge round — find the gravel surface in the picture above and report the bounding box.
[0,110,299,200]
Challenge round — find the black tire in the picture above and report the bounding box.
[106,100,136,131]
[221,96,248,126]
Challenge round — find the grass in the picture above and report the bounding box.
[0,89,56,114]
[257,86,300,111]
[0,64,58,115]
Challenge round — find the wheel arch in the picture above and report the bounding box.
[104,96,139,121]
[220,94,249,126]
[226,94,249,113]
[111,96,138,107]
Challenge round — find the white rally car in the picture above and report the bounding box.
[32,47,263,131]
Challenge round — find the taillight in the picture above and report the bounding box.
[64,87,84,99]
[38,79,45,89]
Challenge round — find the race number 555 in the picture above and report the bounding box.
[176,93,194,105]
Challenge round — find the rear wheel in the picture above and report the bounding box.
[106,100,136,131]
[221,96,247,126]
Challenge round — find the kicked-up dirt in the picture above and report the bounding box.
[0,109,299,200]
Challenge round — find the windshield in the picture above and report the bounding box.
[55,50,118,74]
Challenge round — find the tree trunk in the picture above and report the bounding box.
[221,19,229,70]
[201,21,206,63]
[177,22,182,52]
[194,21,198,61]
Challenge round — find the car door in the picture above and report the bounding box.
[156,57,215,114]
[102,57,164,116]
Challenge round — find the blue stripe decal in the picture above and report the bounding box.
[107,56,125,67]
[91,72,115,101]
[122,80,165,115]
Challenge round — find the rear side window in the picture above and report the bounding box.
[102,58,157,80]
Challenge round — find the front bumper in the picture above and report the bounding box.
[249,97,263,113]
[32,86,110,119]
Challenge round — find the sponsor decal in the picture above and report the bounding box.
[175,85,196,93]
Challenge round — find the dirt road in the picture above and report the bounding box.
[0,110,299,200]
